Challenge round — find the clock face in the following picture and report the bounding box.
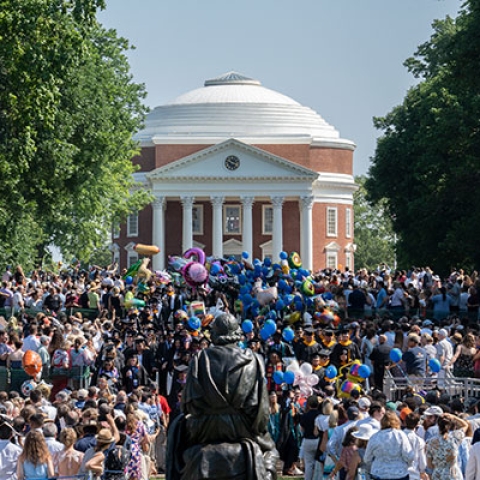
[224,155,240,171]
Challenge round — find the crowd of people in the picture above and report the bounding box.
[0,260,480,479]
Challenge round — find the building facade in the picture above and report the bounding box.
[112,72,357,272]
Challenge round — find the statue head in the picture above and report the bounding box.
[210,312,242,346]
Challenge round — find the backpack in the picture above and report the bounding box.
[104,444,131,478]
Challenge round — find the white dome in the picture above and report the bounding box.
[135,72,353,148]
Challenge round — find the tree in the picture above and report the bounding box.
[0,0,151,269]
[366,0,480,275]
[354,175,395,271]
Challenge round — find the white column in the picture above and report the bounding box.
[181,196,195,253]
[241,196,254,258]
[210,196,225,258]
[271,196,284,262]
[151,196,165,271]
[300,196,314,271]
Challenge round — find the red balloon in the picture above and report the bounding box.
[23,350,42,377]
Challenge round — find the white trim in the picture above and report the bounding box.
[324,241,341,252]
[223,204,242,235]
[127,252,139,268]
[326,251,338,270]
[326,207,337,237]
[346,207,352,238]
[192,205,204,236]
[259,239,273,258]
[127,212,139,237]
[262,205,273,235]
[223,238,243,257]
[192,240,206,250]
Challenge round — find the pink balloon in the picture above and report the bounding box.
[306,374,319,386]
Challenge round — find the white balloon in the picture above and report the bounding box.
[306,374,319,386]
[287,360,300,372]
[300,386,313,397]
[300,362,313,376]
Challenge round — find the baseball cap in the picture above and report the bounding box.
[347,406,360,420]
[424,406,443,416]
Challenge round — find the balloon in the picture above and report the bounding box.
[187,316,201,331]
[23,350,42,377]
[125,298,145,309]
[300,362,313,376]
[306,374,319,386]
[358,365,371,378]
[238,274,246,285]
[282,327,294,342]
[284,371,295,385]
[260,328,271,341]
[242,320,254,333]
[125,276,133,285]
[134,243,160,256]
[325,365,338,379]
[264,257,272,267]
[300,385,313,397]
[288,252,302,269]
[242,251,249,259]
[279,251,288,260]
[21,379,38,397]
[429,358,441,373]
[264,319,277,336]
[389,348,403,363]
[273,371,284,385]
[210,263,221,275]
[301,280,315,296]
[287,360,300,373]
[276,300,285,311]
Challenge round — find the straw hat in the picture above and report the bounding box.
[96,428,115,444]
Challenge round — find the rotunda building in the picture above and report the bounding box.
[113,72,357,271]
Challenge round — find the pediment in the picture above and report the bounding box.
[146,139,318,181]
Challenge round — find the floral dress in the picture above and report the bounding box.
[126,420,147,480]
[426,430,464,480]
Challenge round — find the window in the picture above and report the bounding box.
[112,221,120,239]
[192,205,204,235]
[127,252,138,268]
[262,205,273,235]
[327,207,337,237]
[127,212,139,237]
[113,251,120,266]
[326,252,337,270]
[346,208,352,238]
[224,205,241,235]
[345,251,352,270]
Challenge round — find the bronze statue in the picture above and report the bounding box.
[166,312,278,480]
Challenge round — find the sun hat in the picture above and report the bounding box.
[96,428,115,444]
[358,397,372,410]
[352,423,375,441]
[424,406,443,416]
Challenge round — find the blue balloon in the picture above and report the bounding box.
[280,251,288,260]
[125,276,133,285]
[390,348,403,363]
[242,320,253,333]
[251,307,259,318]
[268,311,277,320]
[429,358,441,373]
[238,274,246,285]
[276,300,285,311]
[188,317,201,330]
[264,257,272,267]
[358,365,371,378]
[242,251,249,259]
[278,279,288,291]
[285,295,294,305]
[262,267,270,276]
[210,263,221,275]
[325,365,338,379]
[273,371,284,385]
[272,263,282,271]
[240,286,249,295]
[282,327,294,342]
[283,371,295,384]
[264,320,277,335]
[253,258,261,266]
[260,328,271,341]
[243,294,253,305]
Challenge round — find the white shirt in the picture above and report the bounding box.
[404,428,427,480]
[0,439,22,480]
[22,335,41,352]
[45,436,64,456]
[466,441,480,480]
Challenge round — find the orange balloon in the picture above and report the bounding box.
[23,350,42,377]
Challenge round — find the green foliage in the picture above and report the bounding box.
[354,176,395,271]
[366,0,480,275]
[0,0,151,265]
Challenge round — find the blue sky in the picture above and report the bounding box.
[99,0,461,176]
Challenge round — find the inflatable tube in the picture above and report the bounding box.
[134,244,160,256]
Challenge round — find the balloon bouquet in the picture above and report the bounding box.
[321,360,371,399]
[21,350,43,397]
[122,243,162,309]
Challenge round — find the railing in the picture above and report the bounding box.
[383,369,480,402]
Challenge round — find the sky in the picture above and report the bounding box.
[98,0,462,176]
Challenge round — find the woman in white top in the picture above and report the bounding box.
[364,410,414,480]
